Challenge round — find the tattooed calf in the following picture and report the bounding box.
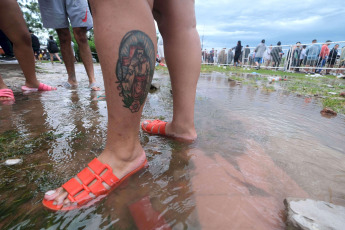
[116,30,155,113]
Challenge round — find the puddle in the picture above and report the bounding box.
[0,64,344,229]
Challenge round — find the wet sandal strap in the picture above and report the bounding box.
[146,120,167,135]
[38,83,56,91]
[90,159,119,186]
[62,158,119,203]
[0,89,14,99]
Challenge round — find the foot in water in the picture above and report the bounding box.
[42,149,147,211]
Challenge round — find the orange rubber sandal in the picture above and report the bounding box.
[141,120,167,136]
[42,158,147,211]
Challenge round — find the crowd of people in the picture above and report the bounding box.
[202,39,345,76]
[1,30,63,63]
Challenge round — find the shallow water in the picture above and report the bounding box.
[0,64,344,229]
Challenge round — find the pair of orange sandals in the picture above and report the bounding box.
[43,120,167,211]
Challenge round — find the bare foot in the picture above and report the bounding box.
[0,87,15,101]
[43,149,147,210]
[89,82,101,91]
[68,79,78,87]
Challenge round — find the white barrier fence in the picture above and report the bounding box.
[201,41,345,76]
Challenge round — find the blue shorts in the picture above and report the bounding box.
[254,57,262,63]
[38,0,93,30]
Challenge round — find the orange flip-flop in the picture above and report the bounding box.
[141,120,167,136]
[42,157,147,211]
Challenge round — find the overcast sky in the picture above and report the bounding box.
[195,0,345,49]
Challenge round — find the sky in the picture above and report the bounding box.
[195,0,345,50]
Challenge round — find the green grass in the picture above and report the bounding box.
[262,85,276,92]
[322,97,345,112]
[0,130,63,160]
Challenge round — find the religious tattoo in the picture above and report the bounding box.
[116,30,155,113]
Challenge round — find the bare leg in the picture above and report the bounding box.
[0,75,7,89]
[54,53,62,63]
[0,0,41,88]
[56,28,78,86]
[43,0,156,208]
[152,0,200,141]
[72,27,99,90]
[49,53,54,64]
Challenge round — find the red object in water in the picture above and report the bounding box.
[129,196,171,230]
[304,98,311,103]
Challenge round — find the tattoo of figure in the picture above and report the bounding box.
[116,30,155,113]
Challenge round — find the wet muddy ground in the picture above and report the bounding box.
[0,63,345,229]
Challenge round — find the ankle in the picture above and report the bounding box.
[88,78,96,84]
[25,80,40,88]
[68,78,78,85]
[99,146,146,177]
[102,143,144,163]
[167,121,197,140]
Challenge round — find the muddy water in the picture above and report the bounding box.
[0,64,344,229]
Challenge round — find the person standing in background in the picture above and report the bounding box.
[254,39,266,70]
[29,29,40,61]
[47,36,63,64]
[0,30,16,61]
[209,48,214,63]
[157,33,166,66]
[271,41,282,69]
[291,42,301,72]
[234,41,242,67]
[227,48,234,65]
[243,45,250,65]
[0,0,56,103]
[336,46,345,77]
[218,48,226,65]
[38,0,100,90]
[305,39,321,73]
[299,45,307,67]
[326,44,338,75]
[316,40,331,74]
[214,49,218,65]
[263,44,272,68]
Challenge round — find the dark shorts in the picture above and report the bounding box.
[234,55,240,62]
[327,58,336,65]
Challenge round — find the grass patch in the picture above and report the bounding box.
[262,85,276,92]
[0,130,63,160]
[322,97,345,114]
[200,64,345,114]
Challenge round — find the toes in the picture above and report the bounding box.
[44,187,64,200]
[53,191,68,205]
[63,197,73,206]
[142,120,151,129]
[91,86,101,91]
[143,120,148,128]
[44,190,58,200]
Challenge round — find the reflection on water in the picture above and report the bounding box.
[0,64,345,229]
